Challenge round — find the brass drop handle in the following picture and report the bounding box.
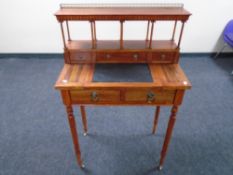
[106,54,111,59]
[147,91,155,103]
[91,91,99,102]
[133,53,138,60]
[161,54,166,60]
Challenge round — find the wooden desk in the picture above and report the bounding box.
[54,3,191,170]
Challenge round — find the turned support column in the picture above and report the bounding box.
[120,20,124,49]
[66,20,71,41]
[149,21,155,49]
[146,21,151,41]
[177,22,185,48]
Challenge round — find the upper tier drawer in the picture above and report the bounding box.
[69,51,94,63]
[96,52,147,63]
[66,50,178,63]
[150,52,177,63]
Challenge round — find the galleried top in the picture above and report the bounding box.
[55,3,191,22]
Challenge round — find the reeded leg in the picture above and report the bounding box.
[158,105,179,170]
[66,106,84,168]
[152,106,160,134]
[80,106,88,136]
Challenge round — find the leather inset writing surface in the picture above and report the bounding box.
[93,64,152,82]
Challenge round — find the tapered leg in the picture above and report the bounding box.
[152,106,160,134]
[80,106,88,136]
[158,105,179,170]
[66,106,84,168]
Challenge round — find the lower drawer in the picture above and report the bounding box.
[70,89,175,105]
[70,90,120,104]
[125,89,175,104]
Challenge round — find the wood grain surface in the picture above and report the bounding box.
[55,63,191,90]
[55,7,191,21]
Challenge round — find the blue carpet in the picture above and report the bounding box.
[0,55,233,175]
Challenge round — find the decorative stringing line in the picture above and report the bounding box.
[60,3,184,9]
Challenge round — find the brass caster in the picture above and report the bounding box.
[83,132,87,136]
[157,166,163,171]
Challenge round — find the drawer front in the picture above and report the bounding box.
[96,52,147,63]
[70,90,120,104]
[125,89,175,104]
[69,52,94,63]
[151,52,176,63]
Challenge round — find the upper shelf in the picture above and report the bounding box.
[66,40,178,51]
[55,3,191,22]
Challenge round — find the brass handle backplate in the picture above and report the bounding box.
[133,53,139,60]
[106,54,111,59]
[161,54,166,60]
[147,91,155,103]
[91,91,99,102]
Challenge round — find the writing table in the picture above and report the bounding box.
[54,3,191,170]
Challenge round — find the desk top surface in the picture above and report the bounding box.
[55,63,191,90]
